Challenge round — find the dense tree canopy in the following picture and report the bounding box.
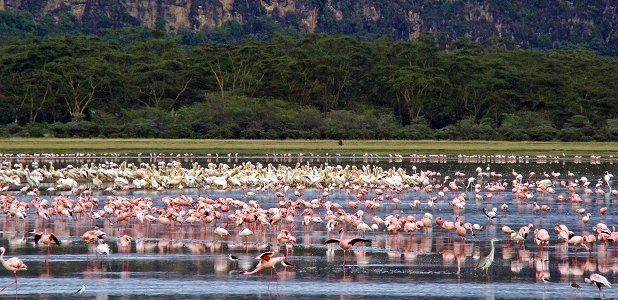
[0,23,616,141]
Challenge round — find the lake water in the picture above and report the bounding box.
[0,157,616,299]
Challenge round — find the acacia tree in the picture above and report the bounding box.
[47,57,111,121]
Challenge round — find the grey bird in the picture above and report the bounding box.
[475,238,499,275]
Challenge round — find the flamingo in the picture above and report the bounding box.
[276,229,296,255]
[239,228,253,252]
[96,239,110,256]
[33,232,61,260]
[534,229,550,249]
[585,273,611,298]
[0,247,27,294]
[82,229,107,243]
[324,228,371,267]
[119,235,132,247]
[239,252,288,289]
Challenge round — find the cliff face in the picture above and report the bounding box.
[1,0,616,48]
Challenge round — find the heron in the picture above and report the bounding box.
[475,238,499,275]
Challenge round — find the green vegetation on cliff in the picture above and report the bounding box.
[0,1,616,55]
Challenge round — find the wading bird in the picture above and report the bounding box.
[33,232,61,259]
[239,252,288,289]
[0,247,27,294]
[475,238,499,275]
[585,273,611,298]
[96,239,110,256]
[324,228,371,267]
[72,284,86,297]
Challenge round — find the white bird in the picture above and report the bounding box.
[96,240,110,256]
[214,227,231,237]
[72,284,86,297]
[482,207,497,220]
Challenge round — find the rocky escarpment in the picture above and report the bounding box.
[0,0,616,49]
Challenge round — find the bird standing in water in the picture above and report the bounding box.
[33,232,61,261]
[475,238,499,276]
[585,273,611,298]
[96,239,110,256]
[0,247,27,294]
[72,284,86,297]
[239,251,288,290]
[228,254,239,268]
[541,275,551,291]
[324,228,371,268]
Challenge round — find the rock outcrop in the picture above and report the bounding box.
[0,0,615,48]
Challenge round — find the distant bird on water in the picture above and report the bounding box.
[72,284,86,297]
[541,275,550,291]
[482,208,497,220]
[228,254,239,262]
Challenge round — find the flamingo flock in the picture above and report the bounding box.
[0,158,615,297]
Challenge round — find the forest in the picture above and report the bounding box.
[0,11,617,141]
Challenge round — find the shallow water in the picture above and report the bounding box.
[0,158,616,299]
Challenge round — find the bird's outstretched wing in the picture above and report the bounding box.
[34,233,42,244]
[256,251,274,260]
[51,234,61,245]
[324,239,341,245]
[282,259,295,267]
[349,238,371,246]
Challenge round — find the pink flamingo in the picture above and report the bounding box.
[33,232,60,260]
[0,247,27,294]
[585,273,611,298]
[239,251,288,289]
[534,229,550,250]
[82,229,107,243]
[324,228,371,267]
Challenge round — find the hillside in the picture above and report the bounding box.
[0,33,617,141]
[0,0,616,53]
